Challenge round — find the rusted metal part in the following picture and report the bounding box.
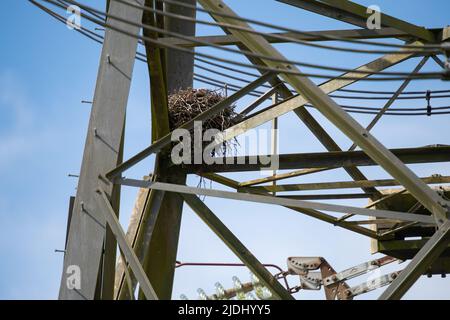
[287,255,399,300]
[323,256,398,286]
[347,271,401,298]
[287,257,351,300]
[319,260,352,300]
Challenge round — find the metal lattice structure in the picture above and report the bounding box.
[31,0,450,300]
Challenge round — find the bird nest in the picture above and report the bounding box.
[168,88,239,158]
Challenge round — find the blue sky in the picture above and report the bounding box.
[0,0,449,300]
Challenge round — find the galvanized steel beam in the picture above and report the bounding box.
[183,146,450,173]
[117,180,435,224]
[196,0,449,225]
[97,189,158,300]
[182,193,294,300]
[278,0,436,42]
[59,0,144,300]
[379,220,450,300]
[105,72,275,180]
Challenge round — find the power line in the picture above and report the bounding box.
[107,0,442,55]
[150,0,447,51]
[41,0,444,80]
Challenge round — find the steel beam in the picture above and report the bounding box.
[277,0,376,29]
[199,174,378,238]
[59,0,144,300]
[182,146,450,173]
[277,193,370,200]
[158,27,411,47]
[223,47,411,200]
[239,86,279,117]
[318,0,436,42]
[348,56,429,150]
[114,178,165,299]
[278,0,436,42]
[216,32,420,199]
[182,193,294,300]
[196,0,448,224]
[239,168,330,187]
[379,220,450,300]
[97,189,158,300]
[105,72,275,180]
[118,180,434,224]
[215,46,422,154]
[136,0,193,300]
[250,175,450,193]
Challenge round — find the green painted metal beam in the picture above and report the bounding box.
[97,189,158,300]
[158,27,412,47]
[105,72,274,180]
[278,0,436,42]
[319,0,436,42]
[249,175,450,193]
[379,220,450,300]
[195,0,448,226]
[182,146,450,173]
[59,0,144,300]
[197,174,379,239]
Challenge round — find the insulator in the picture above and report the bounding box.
[179,294,189,300]
[232,276,246,300]
[251,273,273,300]
[197,288,208,300]
[215,282,227,300]
[246,292,257,300]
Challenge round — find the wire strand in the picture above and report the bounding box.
[31,0,430,81]
[50,0,444,79]
[108,0,442,55]
[151,0,448,51]
[31,3,450,117]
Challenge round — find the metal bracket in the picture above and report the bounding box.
[299,272,322,290]
[347,271,401,298]
[323,256,398,286]
[287,256,399,300]
[287,257,323,275]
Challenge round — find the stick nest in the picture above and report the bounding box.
[168,88,238,132]
[168,88,239,191]
[168,88,239,157]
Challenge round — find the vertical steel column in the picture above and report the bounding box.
[139,0,197,300]
[59,0,144,300]
[271,93,279,196]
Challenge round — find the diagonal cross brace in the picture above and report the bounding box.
[182,193,294,300]
[197,0,448,225]
[277,0,436,42]
[117,179,435,224]
[97,188,158,300]
[105,72,275,180]
[379,220,450,300]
